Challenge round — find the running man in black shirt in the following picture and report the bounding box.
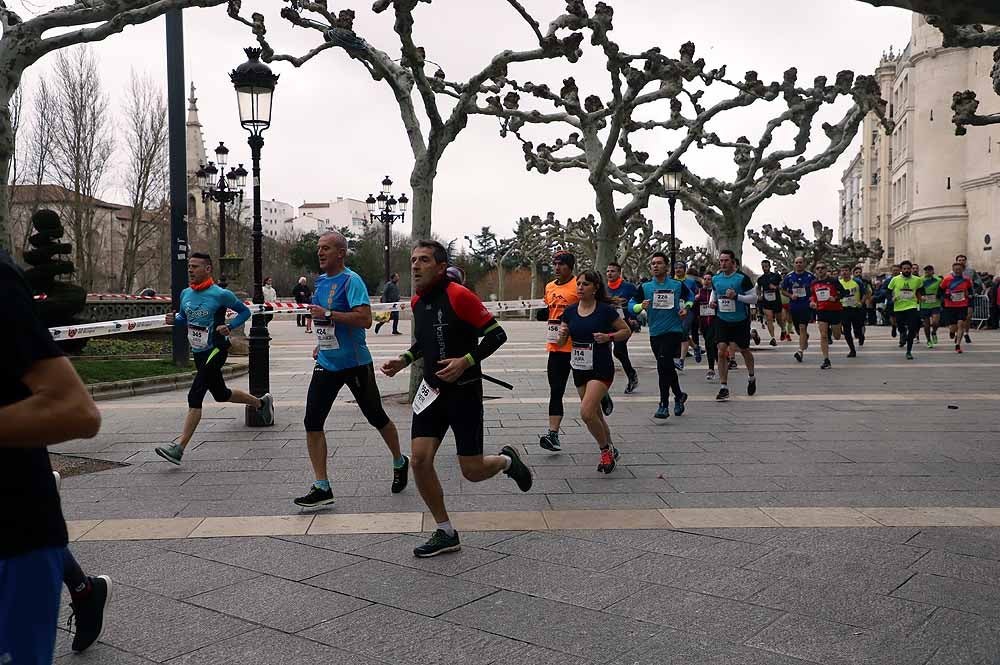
[756,260,782,346]
[382,241,532,557]
[1,249,105,663]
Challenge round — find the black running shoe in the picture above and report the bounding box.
[891,327,897,338]
[413,529,461,557]
[391,455,409,494]
[539,432,561,452]
[624,373,639,394]
[847,350,857,358]
[601,394,614,416]
[794,351,803,363]
[674,392,688,416]
[965,333,972,344]
[597,446,618,474]
[716,387,730,401]
[820,358,832,370]
[751,329,761,345]
[747,378,757,396]
[69,575,112,653]
[501,446,533,492]
[728,359,738,370]
[293,485,336,508]
[769,338,777,347]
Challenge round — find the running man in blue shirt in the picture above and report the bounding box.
[295,231,405,508]
[710,249,758,401]
[781,256,816,363]
[155,253,273,465]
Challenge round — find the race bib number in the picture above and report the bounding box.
[546,320,562,344]
[764,291,777,302]
[899,289,915,301]
[922,294,938,305]
[187,324,209,350]
[412,379,440,415]
[816,288,831,303]
[701,302,716,317]
[315,322,339,351]
[792,286,807,298]
[718,298,736,313]
[570,342,594,371]
[843,295,858,307]
[950,291,966,303]
[652,290,675,310]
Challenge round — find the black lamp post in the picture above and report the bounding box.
[661,161,684,269]
[365,176,408,285]
[195,142,247,287]
[230,47,278,427]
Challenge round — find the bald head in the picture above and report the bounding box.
[318,231,348,274]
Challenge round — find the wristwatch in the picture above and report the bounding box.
[324,310,333,318]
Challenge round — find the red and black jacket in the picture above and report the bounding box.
[405,278,507,390]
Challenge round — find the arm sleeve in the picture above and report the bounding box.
[227,292,253,329]
[736,275,758,304]
[467,320,507,366]
[348,274,372,309]
[174,288,189,324]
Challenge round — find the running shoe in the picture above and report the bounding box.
[927,340,934,349]
[693,346,703,363]
[899,339,906,348]
[652,404,669,424]
[949,330,955,339]
[154,443,183,465]
[674,392,688,416]
[751,329,761,345]
[965,333,972,344]
[794,351,803,363]
[820,358,832,370]
[624,373,639,395]
[891,327,897,338]
[955,345,963,354]
[674,358,685,372]
[747,377,757,396]
[601,394,614,416]
[539,432,562,452]
[413,529,461,558]
[705,370,716,381]
[68,575,112,653]
[847,350,857,358]
[258,392,274,426]
[597,446,618,474]
[932,333,939,344]
[293,484,336,508]
[716,387,730,401]
[501,445,533,492]
[769,338,777,347]
[728,359,738,370]
[906,352,914,360]
[391,455,409,494]
[858,336,865,346]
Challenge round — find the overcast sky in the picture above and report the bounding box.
[20,0,914,267]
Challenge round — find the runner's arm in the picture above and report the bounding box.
[465,319,507,367]
[227,294,253,329]
[449,286,507,366]
[330,304,373,329]
[0,357,102,447]
[736,275,758,304]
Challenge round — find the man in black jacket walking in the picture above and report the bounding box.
[374,272,402,335]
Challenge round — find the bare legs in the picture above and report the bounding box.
[410,437,507,524]
[177,389,260,451]
[306,421,401,482]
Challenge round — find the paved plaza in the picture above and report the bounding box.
[52,318,1000,663]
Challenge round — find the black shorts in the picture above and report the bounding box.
[791,308,816,327]
[189,347,231,408]
[716,318,752,349]
[919,307,940,320]
[411,380,484,457]
[940,307,967,326]
[816,310,842,325]
[304,363,390,432]
[759,296,782,312]
[572,369,614,388]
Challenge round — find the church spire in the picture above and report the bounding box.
[186,81,207,179]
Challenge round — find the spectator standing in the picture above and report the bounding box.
[262,276,277,324]
[374,272,402,335]
[292,276,313,332]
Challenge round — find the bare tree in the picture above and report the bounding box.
[0,0,230,252]
[227,0,598,241]
[49,46,114,290]
[19,76,55,249]
[747,220,885,273]
[856,1,1000,24]
[119,71,168,292]
[478,20,891,265]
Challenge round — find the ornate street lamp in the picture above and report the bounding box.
[197,141,246,287]
[661,161,684,270]
[366,176,407,285]
[231,46,278,427]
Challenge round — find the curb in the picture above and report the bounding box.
[87,360,249,401]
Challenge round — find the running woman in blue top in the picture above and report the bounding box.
[294,231,405,509]
[711,249,758,401]
[155,253,273,465]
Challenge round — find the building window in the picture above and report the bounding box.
[947,177,951,190]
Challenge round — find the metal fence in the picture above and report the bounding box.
[972,294,990,329]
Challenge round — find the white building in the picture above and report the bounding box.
[297,197,371,233]
[839,151,864,243]
[841,15,1000,275]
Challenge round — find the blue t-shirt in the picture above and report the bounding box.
[311,268,373,372]
[176,284,251,353]
[712,271,755,323]
[608,281,639,320]
[682,276,700,299]
[781,271,816,310]
[636,278,692,336]
[560,302,620,377]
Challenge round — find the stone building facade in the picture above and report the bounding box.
[840,14,1000,275]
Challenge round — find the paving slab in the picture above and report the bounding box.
[164,627,381,665]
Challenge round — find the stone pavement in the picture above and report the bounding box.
[51,318,1000,663]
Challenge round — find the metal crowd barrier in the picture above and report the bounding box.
[972,294,990,329]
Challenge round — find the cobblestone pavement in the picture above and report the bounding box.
[52,319,1000,663]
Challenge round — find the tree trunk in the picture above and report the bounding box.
[530,262,538,299]
[710,211,749,264]
[0,97,14,254]
[593,182,620,270]
[496,264,504,301]
[408,158,435,242]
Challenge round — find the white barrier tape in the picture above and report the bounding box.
[48,298,549,340]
